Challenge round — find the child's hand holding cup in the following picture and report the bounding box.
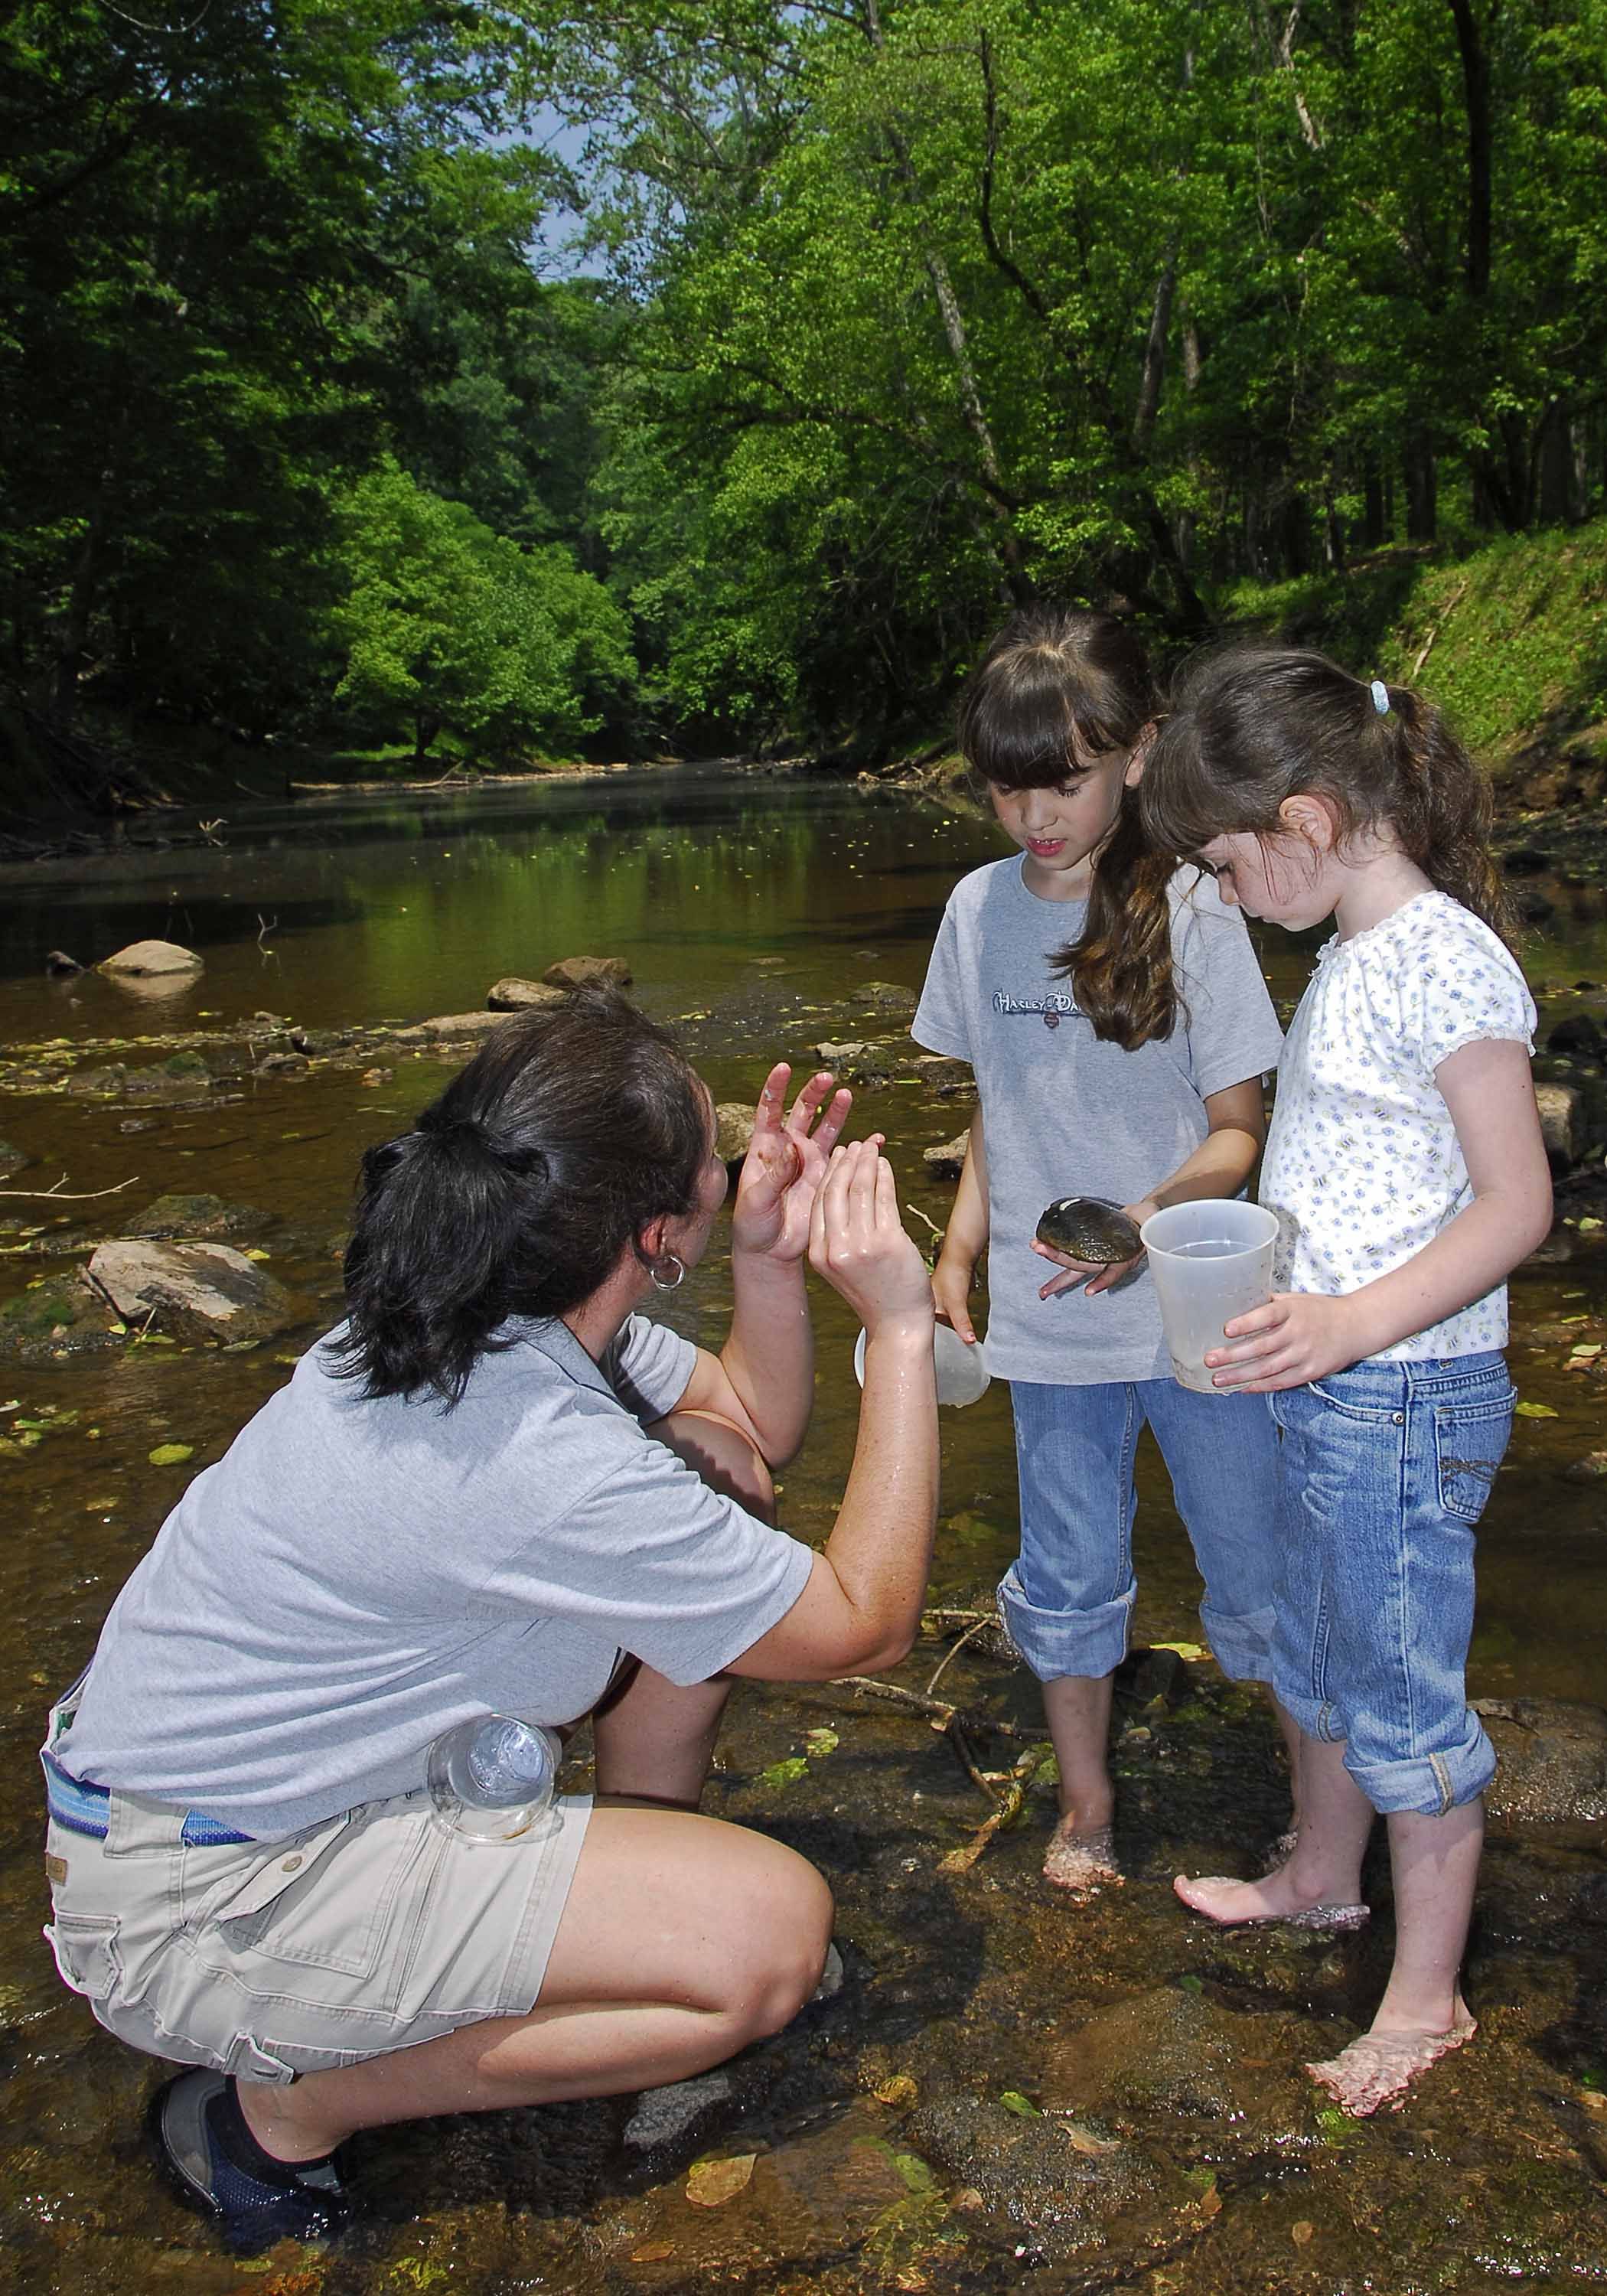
[1139,1201,1280,1394]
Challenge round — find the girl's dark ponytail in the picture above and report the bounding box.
[331,990,709,1405]
[1142,648,1514,947]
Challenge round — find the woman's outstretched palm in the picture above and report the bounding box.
[730,1065,852,1264]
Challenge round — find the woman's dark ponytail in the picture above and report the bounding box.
[331,989,709,1405]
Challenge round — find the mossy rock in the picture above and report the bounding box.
[0,1274,122,1355]
[129,1193,269,1242]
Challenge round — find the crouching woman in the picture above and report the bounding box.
[41,987,937,2249]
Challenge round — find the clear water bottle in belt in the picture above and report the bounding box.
[425,1714,562,1844]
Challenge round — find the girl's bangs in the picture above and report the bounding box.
[969,690,1124,791]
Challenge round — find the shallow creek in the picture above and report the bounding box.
[0,769,1604,2294]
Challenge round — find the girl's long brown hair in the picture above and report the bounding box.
[1139,646,1514,944]
[957,606,1178,1048]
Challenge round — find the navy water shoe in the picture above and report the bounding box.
[148,2068,350,2252]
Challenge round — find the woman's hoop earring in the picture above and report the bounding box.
[650,1252,686,1292]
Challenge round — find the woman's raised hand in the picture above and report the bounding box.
[808,1137,933,1332]
[729,1063,854,1265]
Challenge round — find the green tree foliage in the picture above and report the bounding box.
[0,0,624,762]
[3,0,1604,782]
[564,0,1607,744]
[334,460,632,759]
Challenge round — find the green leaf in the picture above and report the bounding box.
[755,1756,809,1788]
[999,2091,1041,2118]
[148,1443,195,1466]
[1515,1401,1559,1418]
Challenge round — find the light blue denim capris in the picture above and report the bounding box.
[997,1377,1280,1686]
[1269,1352,1514,1816]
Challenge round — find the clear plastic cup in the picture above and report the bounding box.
[853,1321,990,1407]
[1139,1201,1280,1394]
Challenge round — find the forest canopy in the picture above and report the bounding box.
[2,0,1604,780]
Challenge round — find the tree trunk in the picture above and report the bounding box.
[1362,465,1385,548]
[1131,240,1179,458]
[1537,400,1574,527]
[1404,436,1437,543]
[1444,0,1492,300]
[1280,491,1311,577]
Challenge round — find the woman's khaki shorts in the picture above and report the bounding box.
[44,1784,592,2083]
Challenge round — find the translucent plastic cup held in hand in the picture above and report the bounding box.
[1139,1201,1280,1395]
[425,1714,564,1845]
[853,1321,991,1407]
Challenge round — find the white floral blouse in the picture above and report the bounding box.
[1260,891,1537,1362]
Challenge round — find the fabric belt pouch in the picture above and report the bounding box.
[41,1670,255,1847]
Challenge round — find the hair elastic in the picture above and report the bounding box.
[1370,679,1390,716]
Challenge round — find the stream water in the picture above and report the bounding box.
[1,767,1604,2293]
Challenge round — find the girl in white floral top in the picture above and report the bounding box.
[1141,648,1552,2119]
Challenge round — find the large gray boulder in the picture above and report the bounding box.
[87,1240,300,1345]
[96,938,204,980]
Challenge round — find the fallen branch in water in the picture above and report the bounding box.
[831,1675,1036,1739]
[0,1173,139,1201]
[924,1615,997,1701]
[937,1745,1048,1875]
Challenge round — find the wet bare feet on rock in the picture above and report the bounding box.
[1306,2012,1477,2116]
[1043,1818,1122,1896]
[1172,1873,1368,1933]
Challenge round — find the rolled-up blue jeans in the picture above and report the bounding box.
[998,1378,1279,1686]
[1269,1352,1513,1817]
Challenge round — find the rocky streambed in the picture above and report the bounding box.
[9,1632,1607,2295]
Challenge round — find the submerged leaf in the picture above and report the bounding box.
[755,1756,809,1788]
[686,2153,756,2207]
[148,1442,194,1465]
[1515,1401,1559,1418]
[803,1727,839,1759]
[999,2091,1041,2118]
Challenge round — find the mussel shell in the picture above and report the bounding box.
[1035,1195,1143,1264]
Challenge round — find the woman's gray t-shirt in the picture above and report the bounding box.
[913,858,1283,1384]
[62,1316,813,1838]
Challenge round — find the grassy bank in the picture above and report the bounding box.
[1218,520,1607,794]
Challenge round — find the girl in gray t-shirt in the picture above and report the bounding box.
[914,608,1290,1898]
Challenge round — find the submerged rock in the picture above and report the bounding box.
[0,1140,30,1179]
[860,981,917,1016]
[129,1193,269,1242]
[390,1012,510,1045]
[96,938,204,980]
[87,1239,300,1344]
[0,1271,124,1355]
[1478,1698,1607,1825]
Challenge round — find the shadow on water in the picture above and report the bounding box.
[1,774,1605,2291]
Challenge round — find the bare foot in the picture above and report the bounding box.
[1306,2013,1476,2116]
[1043,1818,1122,1896]
[1172,1873,1368,1932]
